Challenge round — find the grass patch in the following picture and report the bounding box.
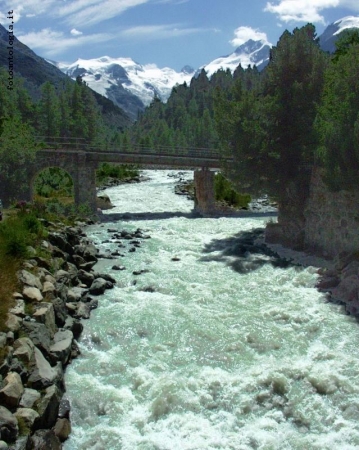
[0,209,46,332]
[96,163,139,185]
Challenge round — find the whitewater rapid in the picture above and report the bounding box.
[64,171,359,450]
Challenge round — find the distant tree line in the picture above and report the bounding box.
[122,24,359,201]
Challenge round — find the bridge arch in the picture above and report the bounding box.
[28,151,98,212]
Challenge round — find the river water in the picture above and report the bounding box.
[64,171,359,450]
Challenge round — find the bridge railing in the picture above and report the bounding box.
[35,136,224,160]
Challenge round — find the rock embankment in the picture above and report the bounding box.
[316,254,359,318]
[0,220,117,449]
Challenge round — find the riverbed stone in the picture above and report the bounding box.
[53,418,71,442]
[34,385,62,430]
[0,441,8,449]
[17,270,42,290]
[32,303,57,338]
[75,302,91,319]
[22,287,43,303]
[5,314,22,333]
[0,406,18,443]
[50,330,73,365]
[27,429,62,450]
[77,269,95,287]
[19,389,41,409]
[27,348,59,390]
[50,297,68,327]
[13,338,35,365]
[0,373,24,409]
[20,322,51,358]
[9,300,26,318]
[14,408,39,432]
[89,278,112,295]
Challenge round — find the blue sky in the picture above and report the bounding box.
[1,0,359,70]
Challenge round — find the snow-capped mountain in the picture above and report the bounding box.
[57,16,359,120]
[61,57,195,120]
[201,39,271,77]
[319,15,359,53]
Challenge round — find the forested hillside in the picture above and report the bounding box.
[121,25,359,203]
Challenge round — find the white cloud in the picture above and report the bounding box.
[57,0,150,27]
[71,28,83,36]
[264,0,340,23]
[17,28,111,56]
[230,26,270,47]
[121,24,204,39]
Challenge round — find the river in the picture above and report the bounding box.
[64,170,359,450]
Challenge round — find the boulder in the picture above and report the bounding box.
[27,429,62,450]
[50,330,73,365]
[42,281,56,298]
[14,408,39,433]
[0,441,8,449]
[27,348,60,390]
[32,303,57,338]
[67,287,87,302]
[34,385,62,430]
[50,298,68,327]
[54,270,71,283]
[89,278,113,295]
[77,269,95,287]
[20,322,51,358]
[0,406,18,443]
[19,389,41,409]
[9,300,26,318]
[13,338,35,364]
[63,317,83,339]
[22,287,43,303]
[331,275,359,304]
[5,314,22,333]
[0,373,24,409]
[75,302,91,319]
[53,418,71,442]
[17,270,42,290]
[48,232,74,255]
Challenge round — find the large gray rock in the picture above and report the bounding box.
[22,287,43,303]
[13,338,35,364]
[34,385,62,430]
[50,330,73,365]
[5,314,22,333]
[0,373,24,409]
[27,429,62,450]
[89,278,113,295]
[77,269,95,287]
[19,389,41,409]
[75,302,91,320]
[53,417,71,442]
[48,232,74,255]
[27,348,60,390]
[42,281,56,298]
[20,322,51,358]
[32,303,57,338]
[9,300,25,318]
[0,406,18,443]
[14,408,39,433]
[50,298,68,327]
[17,270,42,290]
[67,287,87,302]
[0,441,8,449]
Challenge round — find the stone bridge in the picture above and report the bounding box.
[6,142,229,216]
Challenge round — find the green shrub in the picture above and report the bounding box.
[214,173,251,208]
[96,163,139,184]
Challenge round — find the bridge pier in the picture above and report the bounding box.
[74,156,98,215]
[194,169,216,216]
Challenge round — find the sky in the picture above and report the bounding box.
[1,0,359,71]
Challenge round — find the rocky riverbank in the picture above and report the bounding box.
[0,218,150,449]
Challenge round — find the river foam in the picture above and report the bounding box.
[64,171,359,450]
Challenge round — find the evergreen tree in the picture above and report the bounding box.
[315,33,359,190]
[38,81,60,138]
